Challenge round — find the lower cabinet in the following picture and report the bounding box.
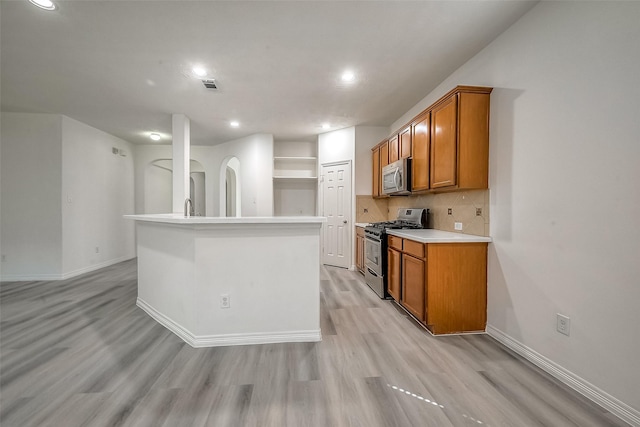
[402,254,425,322]
[355,226,365,274]
[387,236,487,335]
[387,246,402,301]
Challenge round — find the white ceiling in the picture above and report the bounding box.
[1,1,537,146]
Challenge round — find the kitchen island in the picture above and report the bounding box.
[125,214,325,347]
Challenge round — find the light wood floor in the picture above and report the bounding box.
[0,259,627,427]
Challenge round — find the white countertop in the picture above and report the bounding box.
[124,213,326,225]
[355,223,370,228]
[386,228,492,243]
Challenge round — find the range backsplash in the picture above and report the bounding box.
[356,189,489,237]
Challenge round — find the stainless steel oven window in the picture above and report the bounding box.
[364,236,382,276]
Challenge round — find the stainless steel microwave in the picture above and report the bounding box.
[382,158,411,195]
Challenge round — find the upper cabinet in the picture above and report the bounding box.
[371,86,491,197]
[430,94,458,188]
[411,113,430,192]
[430,87,491,191]
[399,126,412,160]
[389,135,399,163]
[380,140,390,170]
[372,145,380,198]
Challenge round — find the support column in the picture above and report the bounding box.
[172,114,190,214]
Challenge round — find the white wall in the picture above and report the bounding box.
[0,113,63,279]
[391,1,640,419]
[354,126,389,195]
[211,133,274,217]
[134,133,274,218]
[144,163,173,214]
[61,116,136,276]
[0,113,136,280]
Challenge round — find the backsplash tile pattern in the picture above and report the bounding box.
[357,189,490,237]
[355,196,388,223]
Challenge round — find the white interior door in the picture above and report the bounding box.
[321,162,352,268]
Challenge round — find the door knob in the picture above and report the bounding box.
[343,220,348,224]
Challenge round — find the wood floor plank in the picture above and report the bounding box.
[0,260,629,427]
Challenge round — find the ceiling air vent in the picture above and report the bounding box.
[202,79,217,90]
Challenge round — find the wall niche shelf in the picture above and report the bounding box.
[273,156,317,179]
[273,141,318,216]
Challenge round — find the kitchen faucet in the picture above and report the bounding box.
[184,198,194,217]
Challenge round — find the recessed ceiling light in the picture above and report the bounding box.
[29,0,56,10]
[230,121,240,128]
[341,70,355,82]
[192,66,207,77]
[322,123,331,130]
[149,133,161,141]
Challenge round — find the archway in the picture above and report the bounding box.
[219,156,241,217]
[145,159,206,215]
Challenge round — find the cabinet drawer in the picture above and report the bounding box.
[356,226,364,237]
[403,239,425,259]
[388,235,403,250]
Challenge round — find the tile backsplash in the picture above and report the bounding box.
[356,189,490,237]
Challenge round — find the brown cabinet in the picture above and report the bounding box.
[387,234,488,335]
[426,243,487,334]
[380,140,389,169]
[355,226,365,274]
[371,86,491,197]
[387,246,402,301]
[372,140,390,199]
[399,126,412,160]
[372,146,380,197]
[429,87,491,191]
[430,95,458,188]
[389,135,399,163]
[402,253,425,322]
[411,113,430,192]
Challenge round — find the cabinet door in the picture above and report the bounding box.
[402,254,425,322]
[356,234,364,273]
[388,136,399,164]
[430,94,458,189]
[380,141,390,169]
[387,247,402,301]
[411,114,430,192]
[399,127,411,159]
[426,243,487,334]
[372,146,380,197]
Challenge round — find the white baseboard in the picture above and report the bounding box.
[60,256,134,280]
[137,297,322,348]
[486,325,640,426]
[0,256,134,282]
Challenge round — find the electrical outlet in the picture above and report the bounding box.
[557,313,570,336]
[220,294,230,309]
[454,222,463,231]
[476,208,482,216]
[447,208,452,215]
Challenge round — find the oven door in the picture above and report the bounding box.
[364,235,382,276]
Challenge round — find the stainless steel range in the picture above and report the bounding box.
[364,208,428,298]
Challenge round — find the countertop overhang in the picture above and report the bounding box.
[385,228,492,243]
[124,213,326,226]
